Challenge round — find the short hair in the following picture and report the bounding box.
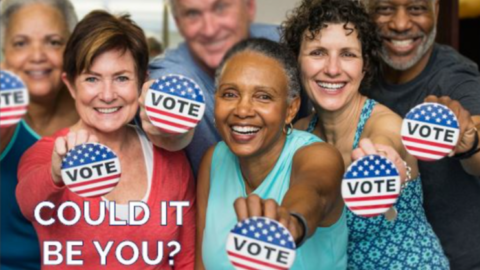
[215,38,301,102]
[0,0,78,50]
[63,10,149,88]
[281,0,381,89]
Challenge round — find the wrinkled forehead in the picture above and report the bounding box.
[171,0,246,14]
[365,0,435,7]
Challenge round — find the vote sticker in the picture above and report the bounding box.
[0,70,29,128]
[145,74,205,134]
[226,217,296,270]
[401,103,460,161]
[61,143,121,198]
[342,155,401,218]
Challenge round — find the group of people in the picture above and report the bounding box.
[1,0,479,269]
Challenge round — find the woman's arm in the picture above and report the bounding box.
[16,137,67,222]
[234,142,345,243]
[16,130,98,222]
[194,146,214,270]
[286,143,345,237]
[361,106,419,181]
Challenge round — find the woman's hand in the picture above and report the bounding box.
[51,130,98,186]
[139,80,162,137]
[233,195,304,244]
[352,138,409,183]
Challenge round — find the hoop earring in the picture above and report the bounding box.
[283,122,293,135]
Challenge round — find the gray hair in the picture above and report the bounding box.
[215,38,301,103]
[1,0,78,50]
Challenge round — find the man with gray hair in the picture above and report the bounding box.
[364,0,480,269]
[144,0,280,176]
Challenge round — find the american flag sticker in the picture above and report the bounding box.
[61,143,121,198]
[401,103,460,161]
[342,155,401,218]
[0,70,29,128]
[145,74,205,134]
[226,217,296,270]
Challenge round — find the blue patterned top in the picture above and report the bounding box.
[307,99,449,269]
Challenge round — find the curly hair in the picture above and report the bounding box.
[281,0,381,89]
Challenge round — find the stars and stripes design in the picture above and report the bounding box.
[0,70,29,128]
[342,155,401,218]
[227,217,296,270]
[61,143,121,198]
[145,74,205,134]
[401,103,460,161]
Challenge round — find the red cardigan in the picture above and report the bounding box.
[16,128,195,269]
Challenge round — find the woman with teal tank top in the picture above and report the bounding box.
[0,0,79,268]
[196,38,348,270]
[282,0,449,269]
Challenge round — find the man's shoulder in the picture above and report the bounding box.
[431,43,479,75]
[148,42,200,81]
[149,43,189,70]
[250,23,281,42]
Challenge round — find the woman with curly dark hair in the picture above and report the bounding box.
[283,0,449,269]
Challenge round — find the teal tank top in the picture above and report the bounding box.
[203,130,348,270]
[1,120,41,269]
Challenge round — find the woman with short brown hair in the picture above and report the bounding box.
[16,11,195,269]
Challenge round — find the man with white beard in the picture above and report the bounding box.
[364,1,480,269]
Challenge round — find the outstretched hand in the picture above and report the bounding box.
[234,194,304,244]
[352,138,408,183]
[51,130,98,186]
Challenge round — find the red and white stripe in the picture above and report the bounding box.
[145,91,205,134]
[146,106,200,134]
[0,105,27,127]
[67,173,120,197]
[401,119,458,161]
[401,136,454,161]
[61,159,121,198]
[344,194,400,217]
[226,234,293,270]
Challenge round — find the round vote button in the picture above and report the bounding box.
[226,217,296,270]
[0,70,29,128]
[145,74,206,134]
[342,155,401,218]
[401,102,460,161]
[61,143,121,198]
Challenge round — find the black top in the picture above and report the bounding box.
[366,43,480,270]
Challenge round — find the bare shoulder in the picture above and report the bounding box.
[198,144,217,186]
[293,142,344,174]
[294,113,315,131]
[365,103,403,135]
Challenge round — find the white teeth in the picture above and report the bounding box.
[318,82,345,90]
[232,126,260,134]
[391,39,414,47]
[27,70,49,76]
[96,107,120,114]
